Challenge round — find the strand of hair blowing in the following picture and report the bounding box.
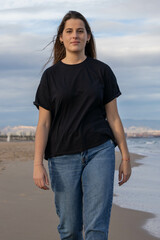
[41,11,96,71]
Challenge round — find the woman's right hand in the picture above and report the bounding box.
[33,164,50,190]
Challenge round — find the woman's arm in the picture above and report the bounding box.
[33,106,51,190]
[105,98,131,186]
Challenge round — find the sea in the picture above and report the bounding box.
[113,137,160,238]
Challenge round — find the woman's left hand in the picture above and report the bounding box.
[118,160,131,186]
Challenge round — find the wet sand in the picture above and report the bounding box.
[0,142,158,240]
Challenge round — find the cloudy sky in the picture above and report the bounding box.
[0,0,160,127]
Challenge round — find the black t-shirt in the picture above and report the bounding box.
[33,57,121,160]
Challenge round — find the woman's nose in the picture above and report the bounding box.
[72,31,78,38]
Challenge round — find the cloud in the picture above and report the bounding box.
[1,0,160,23]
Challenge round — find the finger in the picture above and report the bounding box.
[125,173,131,181]
[119,181,125,186]
[41,178,49,190]
[37,180,43,188]
[118,176,125,186]
[123,174,128,182]
[40,178,46,188]
[41,178,50,190]
[34,179,41,188]
[40,185,48,190]
[34,178,49,190]
[44,173,49,185]
[119,170,122,181]
[34,178,42,188]
[119,174,130,186]
[118,175,124,186]
[42,186,49,190]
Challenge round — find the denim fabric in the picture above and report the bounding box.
[48,139,115,240]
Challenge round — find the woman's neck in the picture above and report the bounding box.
[61,53,87,65]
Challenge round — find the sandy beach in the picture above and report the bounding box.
[0,142,159,240]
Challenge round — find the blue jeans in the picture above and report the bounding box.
[48,139,115,240]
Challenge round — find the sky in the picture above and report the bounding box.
[0,0,160,127]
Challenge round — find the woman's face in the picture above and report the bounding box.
[60,18,90,56]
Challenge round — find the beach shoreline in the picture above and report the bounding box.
[0,141,145,170]
[0,141,158,240]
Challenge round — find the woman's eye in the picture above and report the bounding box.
[66,29,84,33]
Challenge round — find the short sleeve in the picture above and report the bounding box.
[33,70,51,111]
[103,65,121,105]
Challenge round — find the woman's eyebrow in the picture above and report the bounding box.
[65,27,85,30]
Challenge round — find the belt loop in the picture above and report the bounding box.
[82,156,85,163]
[81,149,88,164]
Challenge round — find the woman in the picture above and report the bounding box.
[33,10,131,240]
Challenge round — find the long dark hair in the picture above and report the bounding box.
[43,11,96,68]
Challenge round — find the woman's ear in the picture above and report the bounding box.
[87,34,91,42]
[59,34,63,43]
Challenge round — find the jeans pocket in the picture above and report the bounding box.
[48,159,55,191]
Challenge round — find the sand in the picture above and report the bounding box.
[0,141,159,240]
